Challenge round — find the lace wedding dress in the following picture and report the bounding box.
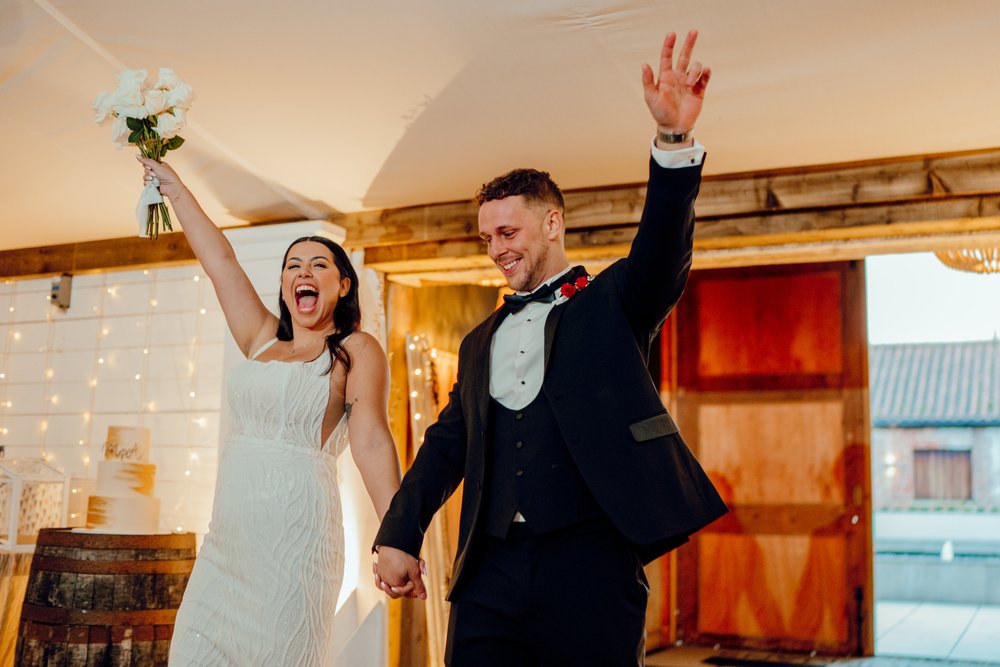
[169,339,349,666]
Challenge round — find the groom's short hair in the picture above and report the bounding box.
[474,168,564,211]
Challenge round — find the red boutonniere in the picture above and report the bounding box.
[560,275,592,299]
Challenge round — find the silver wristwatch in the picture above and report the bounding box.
[656,129,692,144]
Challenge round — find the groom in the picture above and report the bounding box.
[374,30,727,665]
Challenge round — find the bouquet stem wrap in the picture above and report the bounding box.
[136,174,167,238]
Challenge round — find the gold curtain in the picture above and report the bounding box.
[404,333,460,666]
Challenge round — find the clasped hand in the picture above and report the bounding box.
[373,546,427,600]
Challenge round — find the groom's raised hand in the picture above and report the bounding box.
[641,30,710,148]
[373,546,427,600]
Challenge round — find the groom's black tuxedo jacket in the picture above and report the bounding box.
[375,156,728,598]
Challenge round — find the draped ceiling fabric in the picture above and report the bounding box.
[2,0,1000,252]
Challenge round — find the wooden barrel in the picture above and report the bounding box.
[15,528,195,666]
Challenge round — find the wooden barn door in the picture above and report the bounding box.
[671,260,873,656]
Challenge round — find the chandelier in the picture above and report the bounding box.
[934,247,1000,274]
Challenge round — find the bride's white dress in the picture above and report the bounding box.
[169,339,349,666]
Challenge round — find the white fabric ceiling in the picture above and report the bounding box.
[2,0,1000,252]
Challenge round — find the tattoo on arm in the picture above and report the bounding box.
[344,400,355,421]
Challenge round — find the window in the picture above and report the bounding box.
[914,449,971,500]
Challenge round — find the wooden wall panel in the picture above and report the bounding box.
[698,401,846,505]
[698,534,847,644]
[690,271,843,383]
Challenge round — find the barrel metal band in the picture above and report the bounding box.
[36,528,196,550]
[20,603,179,627]
[30,555,195,574]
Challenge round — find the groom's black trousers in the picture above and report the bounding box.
[445,518,649,666]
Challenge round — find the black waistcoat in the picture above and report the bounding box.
[483,393,604,539]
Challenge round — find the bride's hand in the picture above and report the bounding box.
[137,155,188,202]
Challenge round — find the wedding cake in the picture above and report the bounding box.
[85,426,161,534]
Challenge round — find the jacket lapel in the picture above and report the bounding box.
[543,300,569,378]
[543,265,587,377]
[473,307,509,426]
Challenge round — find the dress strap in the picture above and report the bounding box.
[250,337,279,360]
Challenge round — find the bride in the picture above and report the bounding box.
[137,157,405,666]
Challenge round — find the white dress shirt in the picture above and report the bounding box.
[489,141,705,409]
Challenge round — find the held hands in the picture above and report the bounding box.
[373,546,428,600]
[642,30,710,141]
[137,156,188,203]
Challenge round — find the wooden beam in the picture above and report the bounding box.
[376,228,1000,286]
[362,193,1000,276]
[341,147,1000,249]
[5,146,1000,280]
[0,233,195,279]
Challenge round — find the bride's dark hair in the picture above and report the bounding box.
[277,236,361,372]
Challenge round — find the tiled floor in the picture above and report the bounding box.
[876,601,1000,663]
[647,601,1000,667]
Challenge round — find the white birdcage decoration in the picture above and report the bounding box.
[0,458,70,552]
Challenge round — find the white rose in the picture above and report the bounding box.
[94,91,115,126]
[165,82,194,110]
[112,84,144,109]
[113,69,148,107]
[154,67,181,89]
[116,104,149,120]
[143,89,169,116]
[154,109,184,139]
[118,69,148,87]
[111,114,130,147]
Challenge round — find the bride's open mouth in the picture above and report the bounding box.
[294,283,319,314]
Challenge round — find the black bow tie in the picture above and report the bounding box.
[502,267,586,314]
[502,282,560,313]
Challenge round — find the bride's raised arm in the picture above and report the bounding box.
[138,156,277,357]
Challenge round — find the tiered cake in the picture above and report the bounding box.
[85,426,161,534]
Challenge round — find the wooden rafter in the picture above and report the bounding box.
[3,147,1000,280]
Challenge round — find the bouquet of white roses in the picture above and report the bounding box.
[94,68,193,239]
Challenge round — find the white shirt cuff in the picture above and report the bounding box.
[650,137,705,168]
